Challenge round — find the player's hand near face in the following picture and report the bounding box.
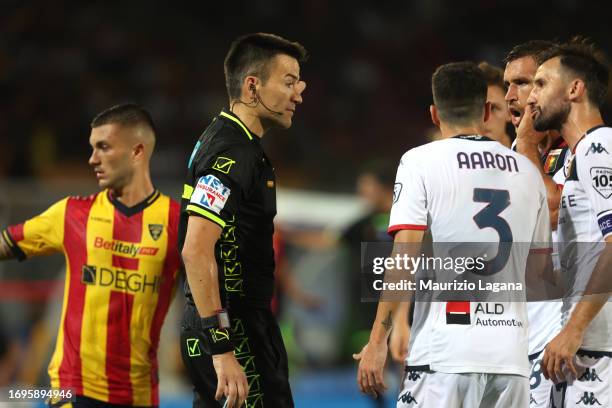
[516,104,549,146]
[213,352,249,407]
[354,341,388,398]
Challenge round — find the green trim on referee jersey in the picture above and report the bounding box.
[220,111,253,141]
[186,204,226,228]
[182,184,194,200]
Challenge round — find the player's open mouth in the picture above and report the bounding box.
[509,108,522,127]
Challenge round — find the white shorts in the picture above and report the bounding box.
[530,351,556,407]
[550,351,611,407]
[397,368,529,408]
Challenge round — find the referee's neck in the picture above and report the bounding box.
[230,104,264,137]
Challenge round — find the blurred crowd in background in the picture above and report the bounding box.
[1,0,611,405]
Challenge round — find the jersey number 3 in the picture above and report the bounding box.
[473,188,512,275]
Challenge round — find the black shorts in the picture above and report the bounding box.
[49,394,156,408]
[180,303,293,408]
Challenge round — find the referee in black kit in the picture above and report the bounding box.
[178,33,307,408]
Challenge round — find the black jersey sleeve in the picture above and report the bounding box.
[184,142,259,228]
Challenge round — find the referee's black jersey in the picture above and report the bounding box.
[179,108,276,309]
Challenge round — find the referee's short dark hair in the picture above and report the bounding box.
[91,103,156,135]
[432,61,487,126]
[538,36,610,109]
[503,40,556,65]
[224,33,308,101]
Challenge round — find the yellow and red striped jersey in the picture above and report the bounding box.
[1,190,181,406]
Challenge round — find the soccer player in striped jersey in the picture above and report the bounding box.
[0,104,181,407]
[529,38,612,408]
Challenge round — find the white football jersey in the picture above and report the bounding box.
[389,135,551,377]
[557,126,612,352]
[527,141,570,356]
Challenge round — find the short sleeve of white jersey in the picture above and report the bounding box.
[576,130,612,239]
[530,186,552,251]
[388,150,428,235]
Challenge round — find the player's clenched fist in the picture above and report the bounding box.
[213,352,249,407]
[353,341,388,398]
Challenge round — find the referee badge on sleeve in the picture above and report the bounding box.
[191,175,231,214]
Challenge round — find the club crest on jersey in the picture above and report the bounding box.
[191,174,231,214]
[590,167,612,199]
[393,183,403,204]
[544,149,563,175]
[586,142,609,156]
[148,224,163,241]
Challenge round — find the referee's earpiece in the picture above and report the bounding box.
[249,84,257,96]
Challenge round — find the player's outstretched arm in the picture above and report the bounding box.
[542,236,612,383]
[0,235,15,260]
[515,105,562,229]
[181,216,248,408]
[354,229,424,397]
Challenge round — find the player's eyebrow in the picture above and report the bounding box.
[284,73,299,81]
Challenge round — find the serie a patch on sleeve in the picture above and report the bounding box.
[597,210,612,238]
[191,175,231,214]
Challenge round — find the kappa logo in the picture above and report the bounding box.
[148,224,163,241]
[530,394,537,405]
[586,143,609,156]
[406,371,421,381]
[393,183,403,204]
[397,391,417,405]
[579,368,603,382]
[576,392,602,405]
[212,156,236,174]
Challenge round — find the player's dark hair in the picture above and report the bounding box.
[224,33,308,101]
[478,62,506,91]
[432,62,487,125]
[538,36,610,108]
[503,40,557,65]
[91,103,156,134]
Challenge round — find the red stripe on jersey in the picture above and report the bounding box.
[112,210,143,243]
[148,200,180,406]
[112,255,139,270]
[7,224,24,242]
[106,290,135,405]
[388,224,427,235]
[446,301,470,314]
[59,196,95,395]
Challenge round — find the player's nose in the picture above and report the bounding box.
[293,80,306,104]
[88,150,99,166]
[504,85,516,102]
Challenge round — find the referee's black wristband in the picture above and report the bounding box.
[200,327,234,355]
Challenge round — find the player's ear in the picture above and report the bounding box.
[132,143,145,161]
[430,105,440,127]
[244,76,258,101]
[568,79,584,102]
[483,101,491,123]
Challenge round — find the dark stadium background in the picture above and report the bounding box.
[0,1,610,406]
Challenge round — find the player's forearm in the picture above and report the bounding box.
[567,240,612,334]
[369,301,399,344]
[183,248,223,317]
